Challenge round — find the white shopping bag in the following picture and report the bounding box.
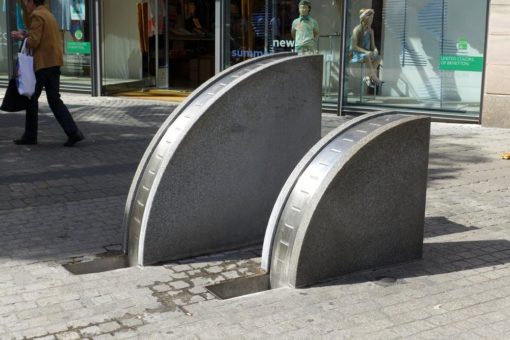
[16,38,36,98]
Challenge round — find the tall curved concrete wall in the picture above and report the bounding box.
[124,53,323,266]
[123,52,295,247]
[261,112,431,288]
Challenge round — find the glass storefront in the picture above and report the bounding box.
[315,1,342,108]
[223,0,343,107]
[343,0,488,117]
[0,0,489,119]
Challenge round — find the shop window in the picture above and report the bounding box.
[167,0,215,88]
[226,0,297,67]
[344,0,487,117]
[61,0,91,81]
[0,0,91,87]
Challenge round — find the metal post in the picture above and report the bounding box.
[478,0,491,124]
[154,0,159,87]
[6,0,17,78]
[90,0,102,96]
[264,0,269,54]
[337,0,348,116]
[215,0,224,73]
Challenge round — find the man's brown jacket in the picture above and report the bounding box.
[27,5,64,71]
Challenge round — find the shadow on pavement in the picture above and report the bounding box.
[317,238,510,288]
[427,139,491,182]
[424,216,479,238]
[0,103,175,211]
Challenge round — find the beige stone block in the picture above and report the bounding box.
[486,35,510,65]
[488,5,510,35]
[485,65,510,95]
[481,94,510,128]
[491,0,510,5]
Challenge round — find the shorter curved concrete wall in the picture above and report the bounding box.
[262,112,431,288]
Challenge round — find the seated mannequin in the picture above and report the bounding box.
[350,8,382,87]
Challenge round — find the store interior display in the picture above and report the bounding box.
[137,0,214,89]
[167,0,214,87]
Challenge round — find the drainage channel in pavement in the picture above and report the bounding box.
[63,251,128,274]
[63,251,272,300]
[206,273,270,299]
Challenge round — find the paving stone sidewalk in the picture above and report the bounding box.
[0,91,509,339]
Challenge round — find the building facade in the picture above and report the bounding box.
[482,0,510,128]
[0,0,508,127]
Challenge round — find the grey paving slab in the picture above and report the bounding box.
[0,89,510,338]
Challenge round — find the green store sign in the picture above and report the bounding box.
[66,41,91,55]
[74,29,84,40]
[440,55,484,72]
[456,38,469,51]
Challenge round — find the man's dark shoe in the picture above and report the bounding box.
[64,131,84,147]
[13,138,37,145]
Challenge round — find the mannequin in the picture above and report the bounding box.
[350,8,382,87]
[185,2,205,35]
[291,0,319,54]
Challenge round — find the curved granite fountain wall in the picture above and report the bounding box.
[124,53,323,266]
[261,111,431,288]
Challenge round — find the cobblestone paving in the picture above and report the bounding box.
[0,91,509,339]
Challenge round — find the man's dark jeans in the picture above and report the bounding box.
[24,66,78,140]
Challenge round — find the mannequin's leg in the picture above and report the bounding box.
[365,56,382,85]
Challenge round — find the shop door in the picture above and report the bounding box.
[101,0,158,94]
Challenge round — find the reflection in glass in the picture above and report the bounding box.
[226,0,296,67]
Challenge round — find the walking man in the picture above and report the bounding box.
[11,0,84,146]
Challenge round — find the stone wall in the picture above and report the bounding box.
[482,0,510,128]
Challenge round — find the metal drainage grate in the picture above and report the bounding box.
[63,255,129,275]
[206,273,270,300]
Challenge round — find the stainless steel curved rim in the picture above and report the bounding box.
[267,113,414,287]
